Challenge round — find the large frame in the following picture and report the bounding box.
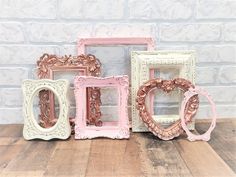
[77,37,155,124]
[77,37,155,54]
[37,53,102,128]
[22,79,71,140]
[74,76,130,139]
[131,51,196,132]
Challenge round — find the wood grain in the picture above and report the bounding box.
[43,138,91,177]
[174,136,235,177]
[196,120,236,173]
[0,121,235,177]
[136,133,193,177]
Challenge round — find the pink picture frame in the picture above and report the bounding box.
[77,37,155,54]
[74,75,130,139]
[77,37,156,125]
[180,87,217,141]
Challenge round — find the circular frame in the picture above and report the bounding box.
[180,87,216,141]
[136,78,199,140]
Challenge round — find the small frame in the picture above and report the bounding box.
[37,54,102,128]
[22,79,71,140]
[77,37,155,54]
[131,51,196,132]
[180,87,216,141]
[74,76,130,139]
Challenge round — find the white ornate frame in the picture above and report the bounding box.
[22,79,71,140]
[74,76,130,139]
[131,51,196,132]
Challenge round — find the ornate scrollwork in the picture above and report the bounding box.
[136,78,199,140]
[37,53,102,130]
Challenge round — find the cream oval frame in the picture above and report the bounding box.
[22,79,71,140]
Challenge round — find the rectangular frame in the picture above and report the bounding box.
[37,54,101,128]
[78,37,155,54]
[77,37,155,125]
[131,51,196,132]
[74,76,130,139]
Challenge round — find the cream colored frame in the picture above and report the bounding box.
[22,79,71,140]
[131,51,196,132]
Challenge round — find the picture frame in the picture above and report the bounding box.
[37,53,102,128]
[131,51,196,132]
[22,79,71,140]
[74,76,130,139]
[77,37,155,124]
[77,37,155,54]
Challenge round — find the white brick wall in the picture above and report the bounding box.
[0,0,235,124]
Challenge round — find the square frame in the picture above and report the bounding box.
[131,51,196,132]
[74,76,130,139]
[37,53,101,128]
[22,79,71,140]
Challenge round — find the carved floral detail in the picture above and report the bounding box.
[136,78,199,140]
[37,53,102,130]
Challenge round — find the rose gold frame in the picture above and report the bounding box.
[37,53,102,130]
[136,78,199,140]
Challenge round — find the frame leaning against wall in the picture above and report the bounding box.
[37,53,101,128]
[131,51,196,132]
[77,37,155,124]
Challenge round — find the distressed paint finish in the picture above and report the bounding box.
[74,76,130,139]
[180,87,216,141]
[22,79,71,140]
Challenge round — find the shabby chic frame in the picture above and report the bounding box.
[74,76,130,139]
[37,54,102,128]
[22,79,71,140]
[180,87,216,141]
[131,51,196,132]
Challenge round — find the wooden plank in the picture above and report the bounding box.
[0,125,23,137]
[85,134,143,177]
[174,135,236,177]
[2,140,56,173]
[195,120,236,173]
[136,133,193,177]
[0,145,24,172]
[43,138,91,177]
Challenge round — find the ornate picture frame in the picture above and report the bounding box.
[131,51,196,132]
[37,53,102,128]
[74,76,130,139]
[22,79,71,140]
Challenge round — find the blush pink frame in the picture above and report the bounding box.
[77,37,155,54]
[77,37,156,122]
[180,87,217,141]
[74,75,130,139]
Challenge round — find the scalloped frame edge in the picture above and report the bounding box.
[22,79,71,140]
[180,87,216,141]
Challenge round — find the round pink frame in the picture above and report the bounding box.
[180,87,216,141]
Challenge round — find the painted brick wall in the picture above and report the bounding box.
[0,0,235,123]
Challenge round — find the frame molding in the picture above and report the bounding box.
[37,53,102,129]
[22,79,71,140]
[74,76,130,139]
[131,50,196,132]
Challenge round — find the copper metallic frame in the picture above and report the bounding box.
[37,53,102,129]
